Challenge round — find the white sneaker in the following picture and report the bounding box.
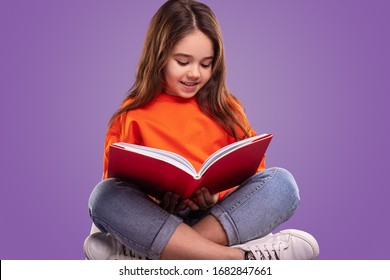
[233,229,319,260]
[83,232,147,260]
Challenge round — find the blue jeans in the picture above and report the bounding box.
[88,167,300,259]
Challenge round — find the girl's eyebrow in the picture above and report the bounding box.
[173,53,214,60]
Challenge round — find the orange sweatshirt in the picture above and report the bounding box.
[103,93,265,199]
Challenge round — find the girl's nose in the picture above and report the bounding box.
[186,68,200,80]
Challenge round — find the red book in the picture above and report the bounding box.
[107,133,273,199]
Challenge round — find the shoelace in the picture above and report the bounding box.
[114,244,147,260]
[249,242,282,260]
[126,246,147,260]
[108,237,147,260]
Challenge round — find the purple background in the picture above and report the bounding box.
[1,0,389,260]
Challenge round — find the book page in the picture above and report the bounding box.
[113,142,198,175]
[199,134,270,175]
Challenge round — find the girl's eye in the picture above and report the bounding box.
[176,60,211,68]
[176,61,189,66]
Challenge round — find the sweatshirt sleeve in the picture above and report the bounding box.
[102,117,122,179]
[102,108,142,179]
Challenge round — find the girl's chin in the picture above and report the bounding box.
[178,92,197,98]
[165,90,198,99]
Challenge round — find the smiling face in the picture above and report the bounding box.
[164,30,214,98]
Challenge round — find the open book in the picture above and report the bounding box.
[107,133,273,199]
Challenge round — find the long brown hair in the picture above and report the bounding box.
[109,0,251,140]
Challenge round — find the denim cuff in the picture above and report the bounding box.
[148,214,182,259]
[210,204,240,246]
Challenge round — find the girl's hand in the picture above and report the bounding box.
[188,187,218,211]
[160,192,188,214]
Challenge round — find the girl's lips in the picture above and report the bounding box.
[180,81,199,93]
[180,81,198,86]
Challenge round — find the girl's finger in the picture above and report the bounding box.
[201,188,214,207]
[195,189,208,209]
[167,193,180,213]
[160,192,172,209]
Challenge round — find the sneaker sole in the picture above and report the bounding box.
[83,232,108,260]
[280,229,320,259]
[83,232,147,260]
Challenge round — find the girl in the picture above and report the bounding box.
[85,0,319,260]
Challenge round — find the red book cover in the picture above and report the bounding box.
[107,133,273,199]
